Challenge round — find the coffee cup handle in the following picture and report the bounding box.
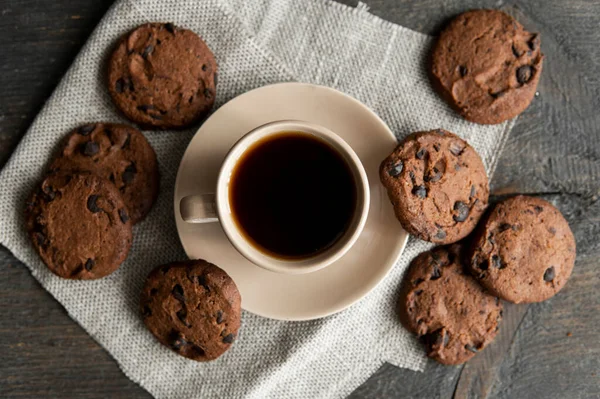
[180,194,219,223]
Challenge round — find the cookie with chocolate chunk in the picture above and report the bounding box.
[467,195,576,303]
[140,259,241,361]
[379,129,489,244]
[108,23,217,129]
[49,123,159,224]
[431,9,543,124]
[25,173,132,279]
[399,244,503,365]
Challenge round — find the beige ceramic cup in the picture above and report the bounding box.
[179,120,370,275]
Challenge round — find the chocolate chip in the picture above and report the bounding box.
[202,64,207,71]
[528,33,540,51]
[121,134,131,149]
[81,141,99,156]
[149,114,163,120]
[512,44,521,58]
[115,78,125,93]
[137,105,155,113]
[414,289,423,296]
[142,45,153,59]
[517,65,533,85]
[432,329,449,346]
[431,265,441,280]
[118,209,129,224]
[442,331,450,346]
[458,65,468,77]
[222,333,235,344]
[491,90,506,99]
[543,266,555,282]
[409,171,416,184]
[43,186,56,202]
[453,201,469,222]
[216,310,224,324]
[433,143,441,152]
[203,88,212,99]
[387,161,403,177]
[142,306,152,317]
[470,185,476,199]
[492,254,505,269]
[171,332,186,350]
[78,124,96,136]
[214,72,218,86]
[435,229,446,240]
[465,344,478,353]
[548,227,557,235]
[164,23,176,34]
[150,288,158,296]
[449,141,465,156]
[436,129,445,136]
[172,284,185,302]
[196,275,210,292]
[176,309,189,325]
[477,259,489,271]
[412,185,427,199]
[416,148,427,159]
[498,223,512,232]
[34,232,47,247]
[413,278,424,286]
[84,258,95,271]
[109,174,115,184]
[87,195,101,213]
[122,163,137,185]
[423,329,449,350]
[534,205,544,213]
[161,265,171,274]
[425,167,443,183]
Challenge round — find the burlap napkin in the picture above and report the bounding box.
[0,0,514,397]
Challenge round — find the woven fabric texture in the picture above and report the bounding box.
[0,0,514,397]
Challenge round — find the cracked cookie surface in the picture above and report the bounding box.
[467,195,576,303]
[431,9,543,124]
[49,123,159,224]
[25,172,132,279]
[379,129,489,244]
[140,259,241,361]
[399,244,503,365]
[108,23,217,129]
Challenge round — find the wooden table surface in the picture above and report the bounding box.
[1,0,599,398]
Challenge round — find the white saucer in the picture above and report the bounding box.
[174,83,408,321]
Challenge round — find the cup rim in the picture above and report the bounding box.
[215,120,370,275]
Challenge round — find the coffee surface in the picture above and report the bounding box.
[229,132,356,259]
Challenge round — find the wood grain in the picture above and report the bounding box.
[1,0,599,398]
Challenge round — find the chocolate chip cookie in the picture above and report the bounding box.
[25,173,133,279]
[140,259,242,361]
[399,244,503,365]
[108,23,217,129]
[49,123,159,224]
[380,129,489,244]
[431,9,543,124]
[467,195,576,303]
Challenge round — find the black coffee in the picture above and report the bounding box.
[229,131,357,259]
